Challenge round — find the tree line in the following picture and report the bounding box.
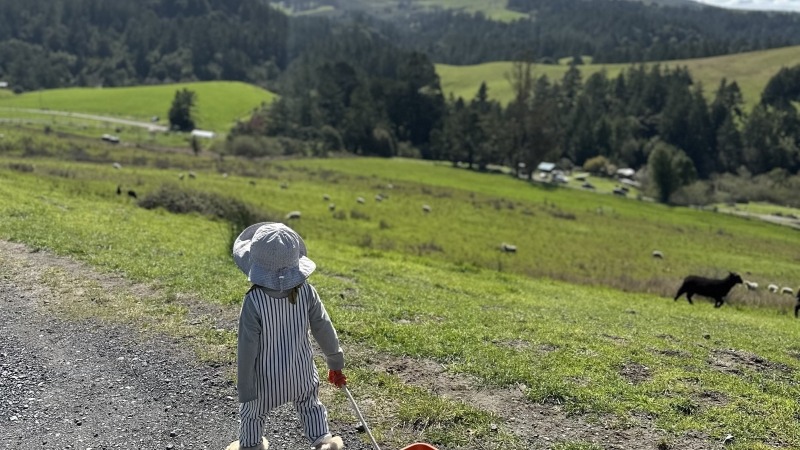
[3,0,800,92]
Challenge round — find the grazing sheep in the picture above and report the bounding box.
[501,243,517,253]
[179,173,185,180]
[112,162,122,170]
[116,185,122,195]
[356,197,365,204]
[375,194,383,202]
[188,171,196,179]
[127,190,138,199]
[422,204,431,213]
[323,194,330,201]
[674,272,743,308]
[581,181,595,190]
[782,287,794,295]
[768,284,779,293]
[744,281,758,290]
[280,182,288,189]
[285,211,301,220]
[652,250,664,259]
[328,203,336,211]
[612,187,627,197]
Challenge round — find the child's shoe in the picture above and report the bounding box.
[314,435,344,450]
[225,437,269,450]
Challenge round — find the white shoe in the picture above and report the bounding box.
[315,436,344,450]
[225,437,269,450]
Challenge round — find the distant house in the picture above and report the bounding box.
[616,168,635,179]
[191,129,215,139]
[537,162,556,173]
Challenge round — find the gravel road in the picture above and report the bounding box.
[0,242,370,450]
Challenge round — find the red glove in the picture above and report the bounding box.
[328,369,347,388]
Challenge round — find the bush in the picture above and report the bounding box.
[138,183,277,255]
[583,155,610,175]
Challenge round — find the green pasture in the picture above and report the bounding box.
[2,140,800,448]
[0,81,276,133]
[437,45,800,109]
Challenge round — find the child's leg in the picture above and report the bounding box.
[294,385,331,446]
[239,398,269,447]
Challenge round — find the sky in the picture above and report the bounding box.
[693,0,800,12]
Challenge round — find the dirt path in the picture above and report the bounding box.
[0,241,369,450]
[0,240,720,450]
[0,107,169,131]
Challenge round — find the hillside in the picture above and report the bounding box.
[2,130,800,448]
[437,45,800,108]
[0,82,277,133]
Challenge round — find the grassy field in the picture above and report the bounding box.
[0,81,276,133]
[437,45,800,109]
[2,126,800,449]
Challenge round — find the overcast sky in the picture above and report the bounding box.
[693,0,800,11]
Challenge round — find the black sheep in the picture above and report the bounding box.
[794,291,800,318]
[674,272,743,308]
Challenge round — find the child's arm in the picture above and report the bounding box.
[237,295,261,403]
[307,285,344,371]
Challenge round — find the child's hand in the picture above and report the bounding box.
[328,369,347,388]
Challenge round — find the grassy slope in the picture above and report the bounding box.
[2,138,800,448]
[437,45,800,108]
[0,81,276,133]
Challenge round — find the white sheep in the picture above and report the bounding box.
[744,281,758,290]
[285,211,301,220]
[652,250,664,259]
[323,194,330,201]
[328,203,336,211]
[782,287,794,295]
[501,243,517,253]
[768,284,779,293]
[356,197,365,204]
[422,204,431,213]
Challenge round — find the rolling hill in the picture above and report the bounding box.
[437,44,800,108]
[0,81,277,133]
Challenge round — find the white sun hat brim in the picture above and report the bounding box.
[232,222,315,290]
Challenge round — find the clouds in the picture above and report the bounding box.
[693,0,800,12]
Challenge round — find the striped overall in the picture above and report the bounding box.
[237,282,342,447]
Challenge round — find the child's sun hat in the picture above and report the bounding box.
[232,222,316,290]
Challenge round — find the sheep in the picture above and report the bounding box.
[744,281,758,290]
[127,190,138,199]
[674,272,743,308]
[422,204,431,213]
[581,181,595,190]
[280,182,288,189]
[285,211,301,220]
[328,203,336,211]
[501,243,517,253]
[768,284,779,293]
[356,197,365,204]
[782,287,794,295]
[795,291,800,318]
[116,185,122,195]
[323,194,330,201]
[375,194,383,202]
[652,250,664,259]
[112,162,122,170]
[179,173,185,180]
[188,171,196,179]
[612,187,627,197]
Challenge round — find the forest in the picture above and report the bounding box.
[2,0,800,204]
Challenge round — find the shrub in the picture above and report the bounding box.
[583,155,610,175]
[137,183,276,255]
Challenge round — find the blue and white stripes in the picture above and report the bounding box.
[237,283,333,447]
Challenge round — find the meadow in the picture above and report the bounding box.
[2,125,800,449]
[0,81,277,133]
[436,45,800,109]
